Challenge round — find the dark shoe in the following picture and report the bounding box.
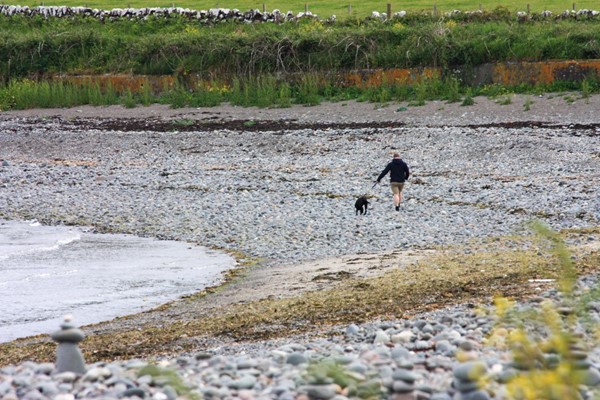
[395,206,400,211]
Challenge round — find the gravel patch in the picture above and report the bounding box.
[0,115,598,264]
[0,97,599,399]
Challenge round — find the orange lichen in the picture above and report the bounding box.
[492,60,600,86]
[61,75,176,94]
[54,60,600,94]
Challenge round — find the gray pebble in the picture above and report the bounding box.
[122,387,146,398]
[286,352,308,366]
[304,384,338,399]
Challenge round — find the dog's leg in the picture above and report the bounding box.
[364,204,368,215]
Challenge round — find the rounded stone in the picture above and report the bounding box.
[229,375,257,390]
[36,382,58,396]
[392,380,415,394]
[458,389,490,400]
[194,352,213,360]
[584,368,600,386]
[431,393,452,400]
[396,359,414,370]
[453,362,487,382]
[286,352,308,366]
[415,340,432,350]
[374,330,391,345]
[392,331,415,344]
[391,346,410,360]
[53,371,78,383]
[453,379,480,393]
[496,368,517,384]
[345,324,360,336]
[570,350,589,360]
[422,324,434,334]
[459,340,476,352]
[392,369,418,384]
[305,384,338,399]
[51,329,85,344]
[163,386,178,400]
[122,387,146,398]
[152,392,168,400]
[35,363,54,375]
[435,340,454,354]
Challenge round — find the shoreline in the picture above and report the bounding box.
[0,95,599,362]
[4,93,600,127]
[0,218,237,344]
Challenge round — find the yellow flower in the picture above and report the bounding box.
[444,20,457,30]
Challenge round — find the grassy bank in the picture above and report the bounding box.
[2,14,600,80]
[2,10,600,109]
[1,227,598,366]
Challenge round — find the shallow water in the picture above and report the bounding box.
[0,219,235,342]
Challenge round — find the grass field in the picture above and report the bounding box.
[14,0,600,18]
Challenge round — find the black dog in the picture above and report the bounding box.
[355,196,370,215]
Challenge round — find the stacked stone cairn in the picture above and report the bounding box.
[50,315,87,375]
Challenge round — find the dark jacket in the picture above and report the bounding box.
[377,158,410,183]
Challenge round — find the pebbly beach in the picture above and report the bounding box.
[0,94,599,399]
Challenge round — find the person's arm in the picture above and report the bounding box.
[404,163,410,180]
[377,164,391,182]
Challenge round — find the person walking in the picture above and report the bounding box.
[376,152,410,211]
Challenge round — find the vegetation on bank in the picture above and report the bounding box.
[2,9,600,108]
[1,73,599,111]
[4,13,600,79]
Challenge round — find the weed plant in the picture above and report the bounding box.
[137,365,199,399]
[445,76,462,103]
[305,359,385,398]
[294,74,322,106]
[461,89,475,106]
[139,81,155,106]
[523,96,533,111]
[121,89,136,108]
[579,77,600,103]
[498,94,513,105]
[410,80,428,106]
[486,222,600,399]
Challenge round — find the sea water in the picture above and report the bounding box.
[0,219,235,342]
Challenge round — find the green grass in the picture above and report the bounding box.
[2,74,599,110]
[3,15,600,83]
[13,0,600,19]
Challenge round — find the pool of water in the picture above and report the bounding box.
[0,219,235,342]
